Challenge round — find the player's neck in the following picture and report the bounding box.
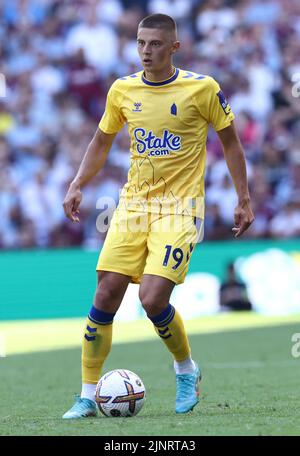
[143,65,176,83]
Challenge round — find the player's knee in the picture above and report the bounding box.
[94,285,120,312]
[139,290,168,318]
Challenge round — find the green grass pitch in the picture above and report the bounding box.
[1,322,300,436]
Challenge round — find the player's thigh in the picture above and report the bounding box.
[144,214,198,285]
[96,210,148,281]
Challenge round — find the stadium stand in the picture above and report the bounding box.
[0,0,299,249]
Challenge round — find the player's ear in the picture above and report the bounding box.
[171,41,180,54]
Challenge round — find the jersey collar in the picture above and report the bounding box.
[141,68,179,86]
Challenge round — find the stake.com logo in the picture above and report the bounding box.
[133,128,181,156]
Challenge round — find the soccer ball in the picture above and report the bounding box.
[95,369,146,417]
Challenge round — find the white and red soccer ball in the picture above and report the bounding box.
[95,369,146,417]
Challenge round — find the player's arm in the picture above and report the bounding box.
[217,121,254,237]
[63,128,116,222]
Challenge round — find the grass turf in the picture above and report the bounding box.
[1,322,300,436]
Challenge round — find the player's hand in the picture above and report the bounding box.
[63,183,82,223]
[232,199,254,238]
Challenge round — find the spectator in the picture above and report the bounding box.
[65,49,104,117]
[270,201,300,239]
[219,262,252,312]
[64,5,119,76]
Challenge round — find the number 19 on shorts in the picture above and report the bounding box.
[163,244,194,270]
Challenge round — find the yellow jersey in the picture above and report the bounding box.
[99,68,235,218]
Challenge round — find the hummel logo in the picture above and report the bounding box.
[133,102,142,112]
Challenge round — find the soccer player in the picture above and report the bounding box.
[62,13,254,418]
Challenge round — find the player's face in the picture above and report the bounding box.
[137,27,179,74]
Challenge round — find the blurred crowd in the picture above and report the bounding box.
[0,0,300,249]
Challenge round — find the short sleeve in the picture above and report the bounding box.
[207,78,235,131]
[98,82,126,134]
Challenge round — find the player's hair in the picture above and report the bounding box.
[138,14,177,34]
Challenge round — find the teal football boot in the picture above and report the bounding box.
[175,364,201,413]
[62,395,97,419]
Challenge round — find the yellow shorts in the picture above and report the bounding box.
[96,209,200,285]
